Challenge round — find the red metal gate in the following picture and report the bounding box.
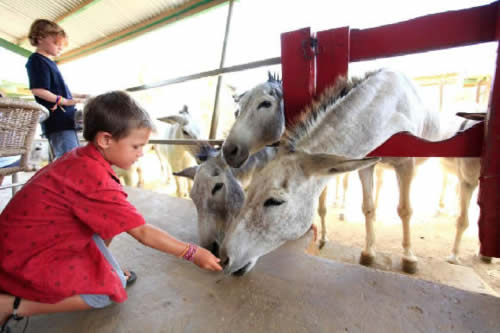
[280,1,500,257]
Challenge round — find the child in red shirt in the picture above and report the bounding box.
[0,91,222,331]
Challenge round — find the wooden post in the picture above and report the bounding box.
[280,28,315,127]
[478,9,500,256]
[316,27,350,96]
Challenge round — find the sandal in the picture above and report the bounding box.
[1,297,26,333]
[125,271,137,287]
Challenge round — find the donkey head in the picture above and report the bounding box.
[175,151,245,256]
[220,150,379,275]
[157,105,206,156]
[158,105,202,141]
[222,73,284,168]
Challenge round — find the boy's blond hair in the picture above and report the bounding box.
[28,19,67,47]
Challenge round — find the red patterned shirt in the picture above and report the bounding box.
[0,143,145,303]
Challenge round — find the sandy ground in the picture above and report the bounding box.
[312,160,500,296]
[2,157,498,297]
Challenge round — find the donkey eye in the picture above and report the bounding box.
[234,109,240,118]
[182,130,189,136]
[212,183,224,195]
[258,101,272,109]
[263,198,284,207]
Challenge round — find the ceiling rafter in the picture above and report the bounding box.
[15,0,103,46]
[56,0,229,64]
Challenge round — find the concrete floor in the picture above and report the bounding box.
[3,186,500,333]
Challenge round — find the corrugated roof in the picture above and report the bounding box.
[0,0,229,63]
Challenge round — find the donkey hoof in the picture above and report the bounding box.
[318,239,326,250]
[446,255,460,265]
[479,255,492,264]
[360,252,375,266]
[402,258,418,274]
[339,213,345,221]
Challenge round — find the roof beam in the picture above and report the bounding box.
[0,37,31,57]
[56,0,229,64]
[16,0,103,46]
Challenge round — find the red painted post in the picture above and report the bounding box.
[367,123,484,157]
[316,27,350,96]
[280,28,315,127]
[478,10,500,257]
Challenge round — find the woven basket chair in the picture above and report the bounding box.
[0,97,48,194]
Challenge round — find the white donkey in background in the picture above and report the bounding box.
[437,115,491,264]
[219,69,455,276]
[154,105,206,197]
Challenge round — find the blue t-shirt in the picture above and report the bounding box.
[26,53,76,135]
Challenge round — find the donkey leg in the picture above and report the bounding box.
[137,166,144,188]
[333,175,341,208]
[358,165,376,266]
[175,176,183,197]
[318,186,328,249]
[437,173,449,215]
[447,179,475,264]
[339,173,349,221]
[395,159,417,274]
[374,166,384,211]
[154,145,173,185]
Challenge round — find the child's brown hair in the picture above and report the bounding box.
[28,19,67,47]
[83,91,155,142]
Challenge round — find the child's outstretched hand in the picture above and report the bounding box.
[193,247,222,272]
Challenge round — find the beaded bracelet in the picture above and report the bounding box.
[178,244,189,258]
[182,244,198,262]
[51,95,62,111]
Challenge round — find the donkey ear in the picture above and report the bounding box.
[233,92,246,103]
[268,71,274,82]
[299,152,380,177]
[173,166,199,180]
[157,114,188,126]
[180,105,189,114]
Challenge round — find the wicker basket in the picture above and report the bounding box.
[0,97,49,177]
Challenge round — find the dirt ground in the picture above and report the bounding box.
[135,156,500,296]
[2,157,499,297]
[312,160,500,296]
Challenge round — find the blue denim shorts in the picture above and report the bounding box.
[80,235,127,308]
[47,130,80,159]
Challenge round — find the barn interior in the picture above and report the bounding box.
[1,1,500,332]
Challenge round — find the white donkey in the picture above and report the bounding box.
[174,146,278,261]
[155,105,206,197]
[219,69,452,276]
[437,115,491,264]
[223,73,331,249]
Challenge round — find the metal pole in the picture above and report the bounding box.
[126,56,280,92]
[209,0,234,139]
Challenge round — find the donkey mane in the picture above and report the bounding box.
[283,70,380,150]
[267,71,282,84]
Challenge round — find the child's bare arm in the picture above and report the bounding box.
[127,224,222,272]
[72,93,91,99]
[31,88,86,105]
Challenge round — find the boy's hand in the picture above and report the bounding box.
[193,247,223,272]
